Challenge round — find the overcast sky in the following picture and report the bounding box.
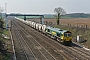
[0,0,90,14]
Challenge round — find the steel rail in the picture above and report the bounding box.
[16,20,57,60]
[13,21,37,60]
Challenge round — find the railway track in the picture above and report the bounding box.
[18,24,76,60]
[11,18,90,60]
[11,19,60,60]
[11,21,37,60]
[67,44,90,59]
[17,18,90,60]
[15,19,73,60]
[19,29,57,60]
[14,21,58,60]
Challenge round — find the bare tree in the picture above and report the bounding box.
[54,7,66,25]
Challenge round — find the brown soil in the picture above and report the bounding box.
[28,18,90,27]
[44,18,90,26]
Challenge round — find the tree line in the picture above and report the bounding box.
[64,13,90,18]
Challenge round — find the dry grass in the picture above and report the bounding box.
[44,18,90,27]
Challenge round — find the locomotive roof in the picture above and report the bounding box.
[46,26,70,34]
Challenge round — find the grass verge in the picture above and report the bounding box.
[0,18,12,60]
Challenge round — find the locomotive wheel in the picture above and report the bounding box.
[57,38,60,42]
[53,36,57,40]
[50,35,53,39]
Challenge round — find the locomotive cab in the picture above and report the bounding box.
[63,31,72,45]
[64,31,72,41]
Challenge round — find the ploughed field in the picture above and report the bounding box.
[60,18,90,26]
[28,18,90,27]
[45,18,90,28]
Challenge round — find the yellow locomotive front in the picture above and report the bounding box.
[64,31,72,41]
[61,31,72,45]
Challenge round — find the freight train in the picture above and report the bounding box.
[16,17,72,45]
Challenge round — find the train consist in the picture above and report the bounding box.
[16,17,72,45]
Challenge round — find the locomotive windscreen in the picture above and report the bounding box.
[64,31,72,37]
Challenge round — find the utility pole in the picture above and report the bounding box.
[42,16,44,24]
[5,3,8,29]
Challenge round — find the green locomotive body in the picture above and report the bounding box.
[45,26,72,45]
